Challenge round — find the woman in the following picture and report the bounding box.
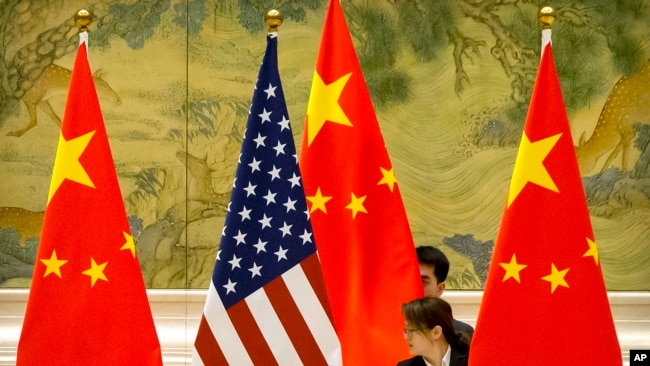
[397,297,470,366]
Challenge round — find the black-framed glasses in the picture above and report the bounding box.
[403,326,419,337]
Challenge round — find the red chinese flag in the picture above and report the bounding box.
[469,42,622,365]
[299,1,423,364]
[17,40,162,365]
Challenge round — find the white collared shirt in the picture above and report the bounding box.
[442,344,451,366]
[423,345,451,366]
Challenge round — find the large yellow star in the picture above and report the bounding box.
[583,237,599,265]
[40,250,68,278]
[507,132,562,207]
[541,263,569,293]
[306,187,332,213]
[346,192,368,219]
[82,258,108,287]
[378,167,398,192]
[120,231,137,258]
[499,254,527,283]
[48,131,96,203]
[306,71,352,146]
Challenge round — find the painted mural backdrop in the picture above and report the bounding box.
[1,0,649,290]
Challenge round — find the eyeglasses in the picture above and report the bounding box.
[402,326,419,337]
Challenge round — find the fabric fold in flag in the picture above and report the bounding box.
[299,0,423,364]
[192,32,341,366]
[16,38,162,366]
[469,40,622,366]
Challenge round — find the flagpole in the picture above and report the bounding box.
[539,6,556,51]
[193,7,342,365]
[469,4,622,365]
[264,8,284,32]
[74,8,93,46]
[18,6,163,365]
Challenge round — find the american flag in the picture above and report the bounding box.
[192,32,341,365]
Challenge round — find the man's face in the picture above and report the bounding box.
[419,262,445,298]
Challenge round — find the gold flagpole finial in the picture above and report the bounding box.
[75,9,94,32]
[264,9,283,32]
[539,6,556,29]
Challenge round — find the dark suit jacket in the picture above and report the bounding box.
[396,349,468,366]
[453,319,474,340]
[397,321,472,366]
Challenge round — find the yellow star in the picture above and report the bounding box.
[120,231,137,258]
[499,254,527,283]
[48,131,96,203]
[306,71,352,146]
[541,263,569,293]
[583,237,599,265]
[378,167,398,192]
[306,187,332,213]
[507,132,562,207]
[346,192,368,219]
[40,250,68,278]
[82,258,108,287]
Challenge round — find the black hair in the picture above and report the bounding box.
[416,246,450,283]
[402,297,470,353]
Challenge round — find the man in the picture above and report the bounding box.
[416,246,474,337]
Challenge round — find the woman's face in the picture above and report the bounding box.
[403,323,433,356]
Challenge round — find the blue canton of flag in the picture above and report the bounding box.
[215,41,315,308]
[193,33,341,366]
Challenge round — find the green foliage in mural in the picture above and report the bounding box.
[634,124,650,179]
[0,0,174,122]
[128,215,145,241]
[444,234,494,287]
[173,0,209,36]
[97,0,172,49]
[0,229,37,264]
[581,124,650,218]
[346,4,412,109]
[447,268,482,290]
[394,0,461,62]
[601,0,648,76]
[583,169,625,208]
[128,168,165,206]
[2,0,648,131]
[218,0,323,34]
[167,98,248,143]
[324,0,650,137]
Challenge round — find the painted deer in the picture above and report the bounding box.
[137,151,229,286]
[576,60,650,174]
[175,149,231,208]
[7,64,122,137]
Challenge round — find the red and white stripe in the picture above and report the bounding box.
[193,254,341,365]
